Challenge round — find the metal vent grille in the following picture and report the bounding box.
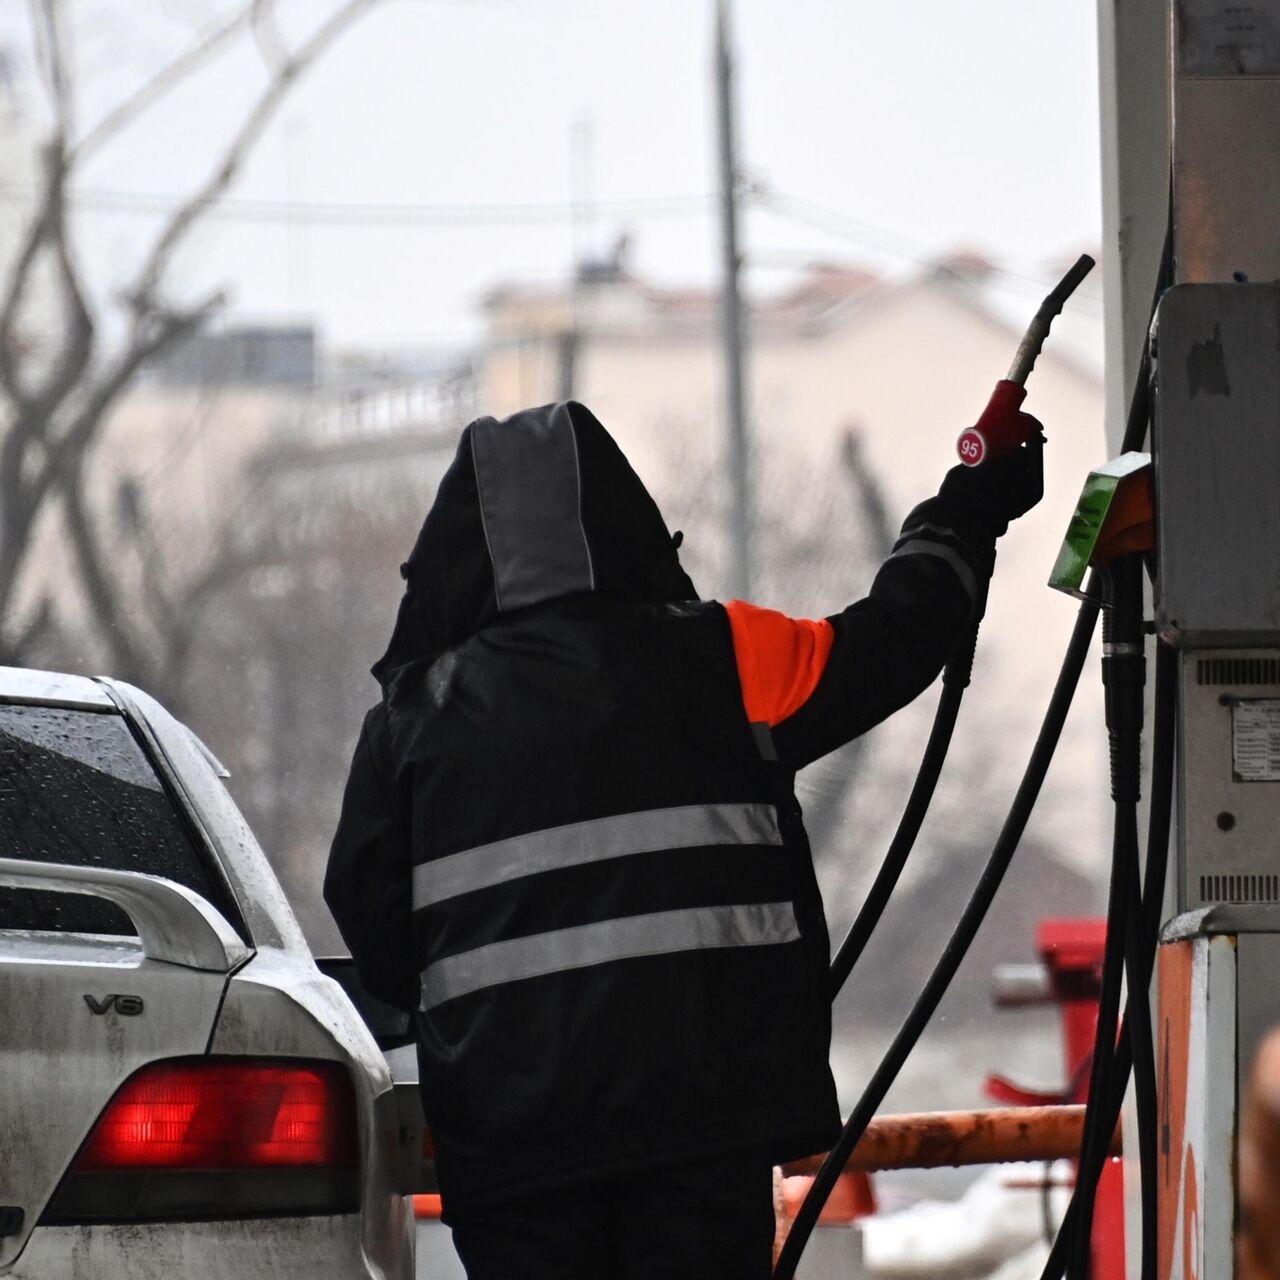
[1197,658,1280,686]
[1200,874,1280,903]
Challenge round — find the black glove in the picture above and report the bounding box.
[938,427,1045,540]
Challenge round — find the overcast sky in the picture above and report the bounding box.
[2,0,1103,351]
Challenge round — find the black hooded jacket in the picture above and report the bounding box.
[325,401,996,1214]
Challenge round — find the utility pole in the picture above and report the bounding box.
[713,0,753,601]
[561,115,595,402]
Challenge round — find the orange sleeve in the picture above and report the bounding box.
[725,600,835,728]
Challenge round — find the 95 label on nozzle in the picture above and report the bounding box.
[957,430,985,466]
[1232,700,1280,783]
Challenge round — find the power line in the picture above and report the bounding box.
[0,177,1102,309]
[0,181,715,227]
[757,189,1105,312]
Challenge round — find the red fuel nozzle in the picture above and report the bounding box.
[956,253,1094,467]
[956,380,1032,468]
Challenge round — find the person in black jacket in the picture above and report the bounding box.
[325,400,1042,1279]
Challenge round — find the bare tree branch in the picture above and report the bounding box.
[250,0,289,72]
[2,0,78,414]
[163,532,267,691]
[0,141,94,427]
[114,450,275,700]
[29,0,73,138]
[0,149,58,411]
[0,0,385,693]
[0,4,90,619]
[841,428,896,561]
[129,0,379,310]
[70,5,255,162]
[36,157,95,411]
[116,473,177,627]
[62,464,149,683]
[46,289,224,484]
[9,596,56,664]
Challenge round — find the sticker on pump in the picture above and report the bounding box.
[1232,699,1280,782]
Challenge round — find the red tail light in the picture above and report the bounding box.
[44,1058,359,1223]
[78,1060,356,1170]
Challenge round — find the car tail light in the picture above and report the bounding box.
[43,1058,359,1223]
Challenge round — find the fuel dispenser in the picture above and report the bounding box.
[1150,282,1280,1280]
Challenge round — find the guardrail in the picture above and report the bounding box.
[781,1103,1115,1176]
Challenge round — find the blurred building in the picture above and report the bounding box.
[474,244,1104,714]
[147,325,318,390]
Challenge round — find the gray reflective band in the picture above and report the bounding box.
[413,802,782,908]
[471,412,595,613]
[889,540,979,603]
[419,901,800,1012]
[900,520,964,543]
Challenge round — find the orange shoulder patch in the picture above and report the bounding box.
[725,599,834,728]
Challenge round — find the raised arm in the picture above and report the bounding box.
[728,443,1043,771]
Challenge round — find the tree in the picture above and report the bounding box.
[0,0,382,687]
[183,421,459,944]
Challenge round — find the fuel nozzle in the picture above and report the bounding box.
[956,253,1095,467]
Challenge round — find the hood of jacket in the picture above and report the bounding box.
[372,401,696,688]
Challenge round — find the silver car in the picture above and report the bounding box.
[0,667,421,1279]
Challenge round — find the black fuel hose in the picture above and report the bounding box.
[830,257,1079,1003]
[1064,817,1135,1278]
[1065,558,1147,1279]
[1112,557,1159,1280]
[773,585,1101,1280]
[1125,804,1159,1280]
[1039,638,1176,1280]
[828,611,980,1000]
[1121,644,1178,1275]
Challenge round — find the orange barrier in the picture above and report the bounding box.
[782,1104,1117,1176]
[414,1105,1110,1244]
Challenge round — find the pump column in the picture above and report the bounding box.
[1152,6,1280,1277]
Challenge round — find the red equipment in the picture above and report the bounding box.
[989,917,1126,1280]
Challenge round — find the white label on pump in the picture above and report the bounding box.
[1178,1,1280,75]
[1232,700,1280,782]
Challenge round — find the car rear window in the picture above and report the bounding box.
[0,705,233,935]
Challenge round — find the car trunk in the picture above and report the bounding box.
[0,698,250,1266]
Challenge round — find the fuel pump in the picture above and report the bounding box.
[1147,282,1280,1280]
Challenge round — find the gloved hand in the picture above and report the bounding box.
[938,422,1045,539]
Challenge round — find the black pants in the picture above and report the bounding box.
[448,1157,775,1279]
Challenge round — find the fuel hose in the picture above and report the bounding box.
[774,583,1101,1280]
[828,254,1094,1005]
[1063,557,1146,1280]
[827,609,979,1001]
[1041,635,1176,1280]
